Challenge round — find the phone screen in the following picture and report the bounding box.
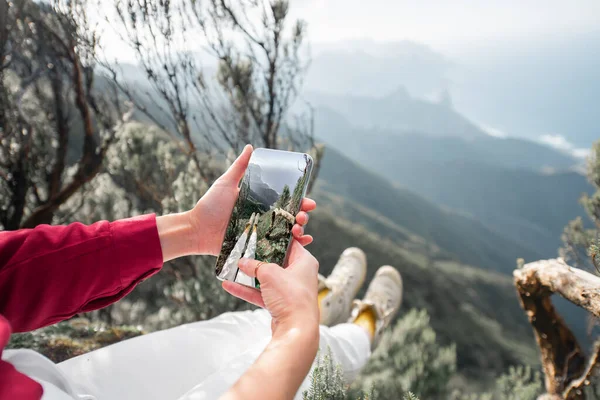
[215,148,313,289]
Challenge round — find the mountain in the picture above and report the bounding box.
[314,106,579,171]
[306,150,541,379]
[306,88,485,139]
[314,148,544,274]
[449,31,600,147]
[246,164,280,207]
[306,40,451,98]
[313,122,589,257]
[304,35,600,148]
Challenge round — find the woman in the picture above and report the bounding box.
[0,145,402,399]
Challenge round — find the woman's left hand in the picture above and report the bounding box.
[189,144,316,256]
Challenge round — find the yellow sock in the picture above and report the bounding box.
[353,306,377,340]
[317,288,330,315]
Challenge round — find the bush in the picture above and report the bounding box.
[355,309,456,399]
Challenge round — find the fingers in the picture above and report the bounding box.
[222,281,265,308]
[296,211,309,226]
[221,144,253,185]
[292,223,304,238]
[297,235,313,246]
[292,224,312,246]
[238,258,279,279]
[300,198,316,213]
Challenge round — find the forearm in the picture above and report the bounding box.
[156,211,196,262]
[221,324,319,400]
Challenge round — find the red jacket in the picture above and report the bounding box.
[0,214,164,399]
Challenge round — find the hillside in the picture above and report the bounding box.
[307,208,537,379]
[314,147,544,273]
[313,127,588,258]
[306,88,485,139]
[314,111,578,171]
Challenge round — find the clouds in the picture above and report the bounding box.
[539,134,589,159]
[481,125,507,138]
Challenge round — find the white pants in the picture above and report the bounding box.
[6,309,371,400]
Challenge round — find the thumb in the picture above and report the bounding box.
[222,144,253,185]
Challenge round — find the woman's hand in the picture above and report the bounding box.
[157,145,316,262]
[222,240,320,337]
[220,241,320,400]
[190,145,316,256]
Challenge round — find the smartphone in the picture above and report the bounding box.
[215,148,314,289]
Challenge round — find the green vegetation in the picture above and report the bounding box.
[561,140,600,273]
[7,319,144,363]
[217,163,310,274]
[355,310,456,398]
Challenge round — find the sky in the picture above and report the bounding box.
[99,0,600,60]
[289,0,600,53]
[250,149,307,195]
[95,1,599,156]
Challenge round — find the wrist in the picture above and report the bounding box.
[270,321,320,371]
[273,315,319,348]
[156,211,196,262]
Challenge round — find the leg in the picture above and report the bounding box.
[57,309,272,400]
[176,320,371,400]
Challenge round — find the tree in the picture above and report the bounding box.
[560,141,600,273]
[0,0,125,230]
[105,0,321,186]
[510,140,600,399]
[275,184,291,209]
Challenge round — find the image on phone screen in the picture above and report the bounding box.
[215,148,313,289]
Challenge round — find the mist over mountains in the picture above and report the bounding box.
[305,32,600,149]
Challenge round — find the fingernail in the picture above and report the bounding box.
[239,258,248,268]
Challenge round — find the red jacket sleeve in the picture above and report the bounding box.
[0,214,164,333]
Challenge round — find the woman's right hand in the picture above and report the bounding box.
[222,240,320,338]
[220,241,320,400]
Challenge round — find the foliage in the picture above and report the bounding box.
[450,366,543,400]
[0,0,124,230]
[275,185,292,209]
[51,122,250,328]
[7,318,144,363]
[303,349,347,400]
[303,348,418,400]
[561,140,600,273]
[354,309,456,399]
[105,0,319,165]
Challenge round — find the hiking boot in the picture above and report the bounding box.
[319,248,367,326]
[349,265,402,349]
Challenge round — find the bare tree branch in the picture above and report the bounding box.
[514,259,600,399]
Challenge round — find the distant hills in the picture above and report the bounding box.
[305,34,600,147]
[306,39,450,98]
[246,164,280,207]
[306,88,484,139]
[314,148,545,273]
[312,99,589,259]
[314,106,579,171]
